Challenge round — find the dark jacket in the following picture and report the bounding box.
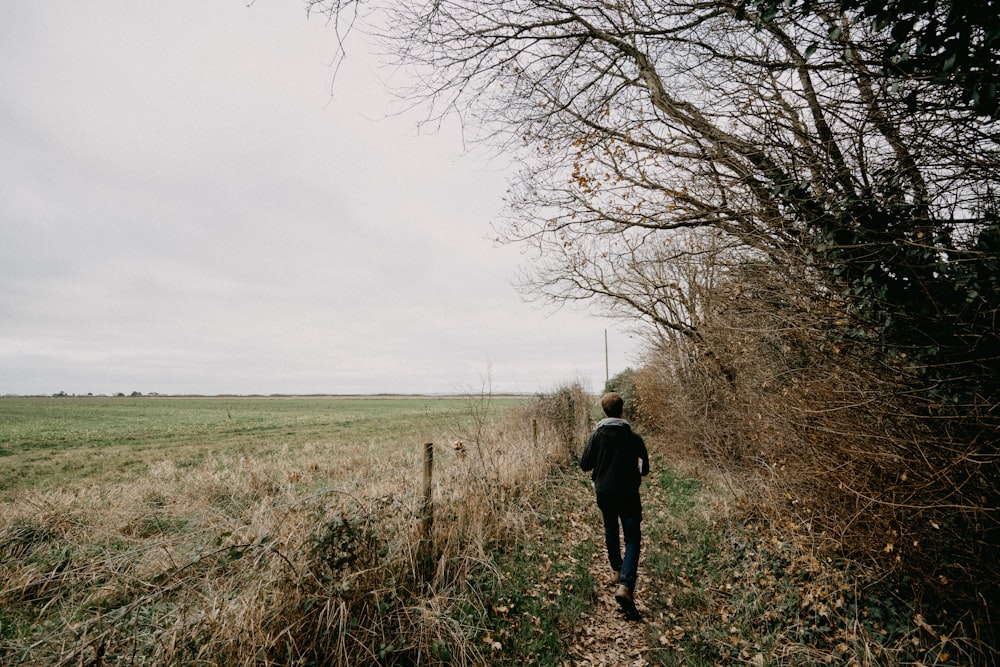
[580,417,650,498]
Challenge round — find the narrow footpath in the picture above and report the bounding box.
[560,460,678,667]
[566,554,653,666]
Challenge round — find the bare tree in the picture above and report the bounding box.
[309,0,998,352]
[304,1,1000,651]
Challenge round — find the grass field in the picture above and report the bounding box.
[1,391,567,666]
[1,390,956,665]
[0,395,528,499]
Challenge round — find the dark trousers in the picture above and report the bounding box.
[596,492,642,590]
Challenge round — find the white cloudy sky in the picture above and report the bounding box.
[0,1,636,396]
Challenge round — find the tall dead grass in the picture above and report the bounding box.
[0,388,592,666]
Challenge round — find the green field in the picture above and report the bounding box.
[0,392,553,665]
[0,395,527,499]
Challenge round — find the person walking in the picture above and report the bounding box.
[580,392,650,620]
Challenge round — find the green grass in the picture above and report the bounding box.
[657,467,702,513]
[0,395,527,499]
[477,472,599,665]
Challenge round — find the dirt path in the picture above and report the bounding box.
[565,553,654,666]
[561,473,674,667]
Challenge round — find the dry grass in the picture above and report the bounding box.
[625,265,999,665]
[627,410,992,667]
[0,389,592,666]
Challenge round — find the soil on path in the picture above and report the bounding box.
[560,467,676,667]
[565,557,653,666]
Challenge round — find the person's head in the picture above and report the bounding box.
[600,392,624,418]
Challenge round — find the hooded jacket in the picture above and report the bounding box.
[580,417,650,498]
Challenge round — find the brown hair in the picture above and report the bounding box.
[600,392,624,418]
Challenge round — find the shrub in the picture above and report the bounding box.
[527,381,593,462]
[629,260,999,663]
[604,368,639,421]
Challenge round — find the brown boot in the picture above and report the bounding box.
[609,569,620,586]
[614,585,641,621]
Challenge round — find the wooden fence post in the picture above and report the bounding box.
[420,442,434,580]
[532,418,538,448]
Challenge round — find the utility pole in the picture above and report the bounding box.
[605,329,609,388]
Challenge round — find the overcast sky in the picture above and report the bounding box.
[1,1,636,396]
